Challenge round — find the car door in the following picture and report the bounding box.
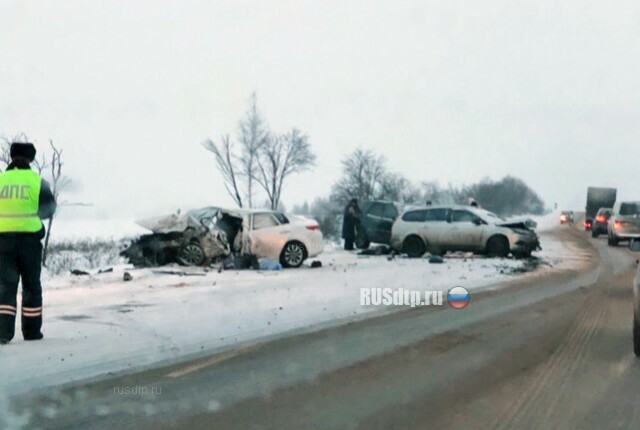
[376,203,398,244]
[248,213,288,259]
[419,208,450,249]
[448,209,485,251]
[363,202,388,244]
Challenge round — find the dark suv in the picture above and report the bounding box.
[592,208,612,238]
[355,201,399,249]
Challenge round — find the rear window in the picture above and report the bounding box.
[253,213,279,230]
[367,203,385,217]
[402,210,426,222]
[424,208,448,222]
[620,203,640,216]
[274,213,289,224]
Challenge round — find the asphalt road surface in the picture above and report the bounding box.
[9,226,640,430]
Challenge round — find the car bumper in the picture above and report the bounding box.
[508,231,541,253]
[306,231,324,258]
[612,233,640,241]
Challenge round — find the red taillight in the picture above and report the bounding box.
[584,221,591,227]
[596,215,605,223]
[306,225,320,231]
[615,220,621,230]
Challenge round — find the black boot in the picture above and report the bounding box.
[0,338,10,345]
[24,332,44,341]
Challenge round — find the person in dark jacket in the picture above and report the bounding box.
[0,143,57,345]
[342,199,361,250]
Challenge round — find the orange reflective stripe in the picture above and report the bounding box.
[22,306,42,311]
[0,310,16,316]
[0,305,17,310]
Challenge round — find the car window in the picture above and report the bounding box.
[451,209,480,223]
[368,203,385,217]
[424,208,448,222]
[383,204,398,219]
[402,210,426,222]
[274,213,290,224]
[619,203,640,216]
[252,213,280,230]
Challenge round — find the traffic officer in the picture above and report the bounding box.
[0,143,56,345]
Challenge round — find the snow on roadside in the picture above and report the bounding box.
[1,229,576,406]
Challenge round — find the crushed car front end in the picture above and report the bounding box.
[498,218,541,258]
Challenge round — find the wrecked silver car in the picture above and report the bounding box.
[121,207,324,268]
[120,207,241,267]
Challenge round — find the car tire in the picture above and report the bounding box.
[486,235,509,258]
[634,314,640,357]
[403,236,426,258]
[177,242,206,266]
[280,241,307,268]
[608,235,619,247]
[591,229,599,238]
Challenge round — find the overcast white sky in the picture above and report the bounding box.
[2,0,640,220]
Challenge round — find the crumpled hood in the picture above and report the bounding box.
[496,217,537,230]
[135,213,207,234]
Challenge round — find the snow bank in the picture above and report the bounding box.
[1,232,576,404]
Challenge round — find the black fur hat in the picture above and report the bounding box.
[10,142,36,162]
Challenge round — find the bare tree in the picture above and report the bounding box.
[255,128,316,210]
[331,148,388,203]
[238,92,269,207]
[202,134,244,207]
[42,140,71,267]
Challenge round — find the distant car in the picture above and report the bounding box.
[560,211,574,225]
[591,208,612,238]
[607,201,640,246]
[630,239,640,356]
[122,207,323,268]
[390,205,540,259]
[355,200,400,249]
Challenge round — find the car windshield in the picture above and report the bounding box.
[475,209,505,222]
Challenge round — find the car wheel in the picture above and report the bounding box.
[280,241,306,268]
[486,235,509,258]
[403,236,426,258]
[591,229,599,238]
[177,242,206,266]
[608,235,619,247]
[634,314,640,357]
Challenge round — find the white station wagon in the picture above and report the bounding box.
[390,205,540,259]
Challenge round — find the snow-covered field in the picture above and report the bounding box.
[1,211,581,426]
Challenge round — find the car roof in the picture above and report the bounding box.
[403,204,476,211]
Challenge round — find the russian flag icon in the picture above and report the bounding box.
[447,286,470,309]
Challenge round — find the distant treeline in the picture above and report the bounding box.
[292,148,545,238]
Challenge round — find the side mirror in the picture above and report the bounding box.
[630,239,640,252]
[473,218,483,226]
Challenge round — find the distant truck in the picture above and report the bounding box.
[584,187,617,231]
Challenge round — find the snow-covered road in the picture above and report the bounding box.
[1,227,582,403]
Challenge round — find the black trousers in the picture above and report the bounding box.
[344,237,355,250]
[0,234,43,341]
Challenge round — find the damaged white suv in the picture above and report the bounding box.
[122,207,324,268]
[390,205,540,259]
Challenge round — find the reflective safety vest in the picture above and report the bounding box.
[0,169,43,233]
